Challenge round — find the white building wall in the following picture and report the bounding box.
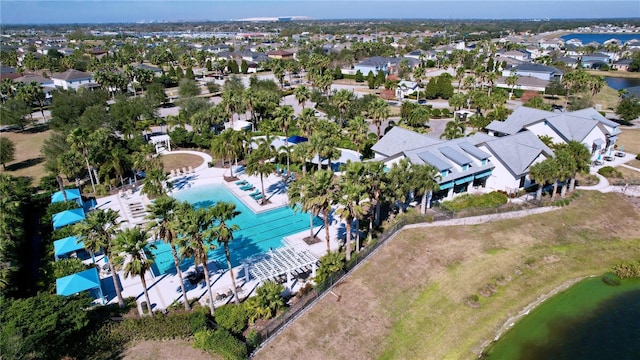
[478,146,521,191]
[525,122,564,144]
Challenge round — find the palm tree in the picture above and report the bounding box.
[294,85,310,110]
[554,147,577,198]
[274,106,295,172]
[506,74,518,100]
[113,228,155,316]
[291,141,314,175]
[335,170,367,261]
[175,204,217,315]
[455,66,465,91]
[287,173,320,243]
[141,164,171,199]
[208,202,241,304]
[347,116,369,156]
[407,105,430,129]
[67,128,97,193]
[146,196,190,310]
[246,136,276,204]
[413,66,425,100]
[211,129,244,177]
[362,161,387,239]
[297,108,318,138]
[332,89,354,128]
[529,160,551,201]
[412,163,441,214]
[307,170,336,253]
[564,141,591,192]
[72,209,125,307]
[440,118,466,139]
[368,98,390,140]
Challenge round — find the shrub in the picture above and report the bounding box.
[314,251,345,285]
[189,307,213,333]
[636,154,640,161]
[440,108,451,117]
[193,329,248,360]
[430,108,441,118]
[465,294,480,308]
[439,192,508,212]
[612,260,640,278]
[214,304,249,335]
[109,312,193,341]
[245,329,262,353]
[602,273,622,286]
[597,166,622,178]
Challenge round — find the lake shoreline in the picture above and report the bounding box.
[478,275,591,358]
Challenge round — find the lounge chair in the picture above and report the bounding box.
[249,189,260,197]
[251,193,263,200]
[188,166,194,173]
[182,167,188,175]
[235,179,248,185]
[240,184,254,191]
[170,169,176,177]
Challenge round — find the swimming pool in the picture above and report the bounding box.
[147,184,322,275]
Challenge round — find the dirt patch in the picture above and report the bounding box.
[619,128,640,155]
[0,127,51,185]
[122,339,215,360]
[160,153,204,173]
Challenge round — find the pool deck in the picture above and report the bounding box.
[91,152,343,312]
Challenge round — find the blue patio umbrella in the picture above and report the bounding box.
[597,153,601,161]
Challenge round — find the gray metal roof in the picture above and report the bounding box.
[371,126,441,157]
[515,63,563,75]
[438,146,472,166]
[482,130,554,177]
[486,106,552,135]
[416,150,451,171]
[546,114,596,143]
[568,108,619,128]
[459,141,490,160]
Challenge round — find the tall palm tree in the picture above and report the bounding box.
[413,66,425,100]
[211,129,244,177]
[347,116,369,156]
[298,108,318,138]
[208,202,241,304]
[407,105,430,129]
[440,118,466,140]
[528,160,552,201]
[412,163,441,214]
[564,141,591,192]
[67,128,97,193]
[246,135,276,204]
[554,147,577,198]
[287,173,319,243]
[293,85,310,110]
[141,164,171,199]
[146,196,190,310]
[506,74,518,100]
[335,174,367,261]
[72,209,125,307]
[113,228,155,316]
[175,204,217,315]
[332,89,354,128]
[274,105,295,172]
[291,141,314,175]
[368,98,390,140]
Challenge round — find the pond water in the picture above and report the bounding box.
[604,77,640,91]
[482,276,640,360]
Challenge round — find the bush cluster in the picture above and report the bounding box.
[602,273,622,286]
[193,329,248,360]
[440,191,508,212]
[214,304,249,335]
[597,166,623,178]
[108,311,194,341]
[612,260,640,278]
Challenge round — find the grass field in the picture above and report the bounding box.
[0,127,51,186]
[255,191,640,360]
[618,128,640,155]
[160,153,205,174]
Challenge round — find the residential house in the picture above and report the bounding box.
[495,75,549,93]
[580,53,611,69]
[14,73,55,101]
[612,58,633,71]
[485,106,620,160]
[267,49,294,60]
[496,49,530,61]
[50,69,95,90]
[354,56,390,76]
[555,56,579,69]
[395,80,422,99]
[133,63,163,77]
[503,63,564,82]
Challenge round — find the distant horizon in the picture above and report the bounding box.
[2,1,639,26]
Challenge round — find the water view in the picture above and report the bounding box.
[482,277,640,360]
[560,33,640,44]
[604,77,640,91]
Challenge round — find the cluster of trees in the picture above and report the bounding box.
[528,140,592,201]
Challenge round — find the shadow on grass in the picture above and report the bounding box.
[6,157,44,171]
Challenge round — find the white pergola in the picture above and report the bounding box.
[243,245,318,289]
[149,134,171,154]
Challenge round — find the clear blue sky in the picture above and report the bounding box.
[2,1,639,25]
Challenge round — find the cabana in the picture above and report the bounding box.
[149,134,171,154]
[53,236,84,260]
[51,188,83,207]
[245,245,318,290]
[52,208,86,230]
[56,267,105,304]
